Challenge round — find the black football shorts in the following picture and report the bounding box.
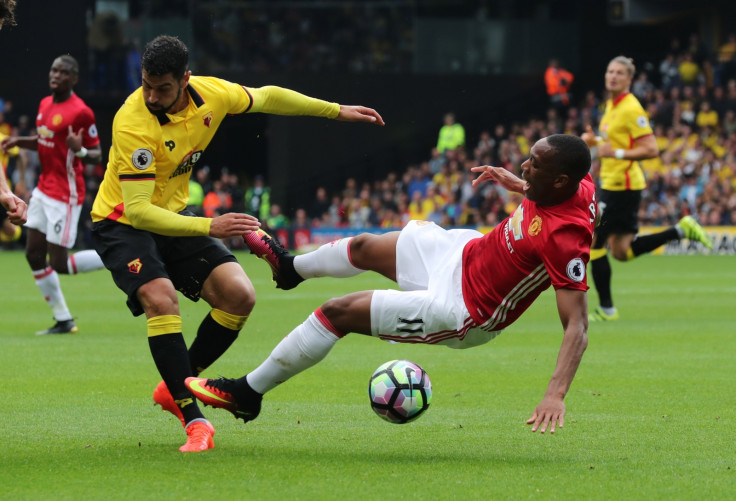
[596,188,642,239]
[91,212,236,316]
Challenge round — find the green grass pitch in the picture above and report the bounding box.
[1,250,734,500]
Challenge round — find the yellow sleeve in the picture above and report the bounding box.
[625,99,653,140]
[121,178,211,236]
[245,86,340,118]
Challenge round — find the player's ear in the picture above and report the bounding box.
[553,173,570,189]
[181,70,192,88]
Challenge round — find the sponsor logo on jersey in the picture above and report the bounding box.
[169,150,203,179]
[37,125,54,139]
[127,258,143,274]
[566,258,585,282]
[528,215,542,236]
[132,148,153,170]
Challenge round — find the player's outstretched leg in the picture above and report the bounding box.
[153,380,186,427]
[677,216,713,249]
[179,419,215,452]
[243,229,304,290]
[35,319,78,335]
[185,376,262,424]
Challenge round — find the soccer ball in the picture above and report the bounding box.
[368,359,432,424]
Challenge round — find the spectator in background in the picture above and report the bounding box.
[659,53,680,91]
[266,203,289,230]
[223,169,245,213]
[632,71,654,101]
[715,33,736,87]
[544,58,575,110]
[187,170,205,216]
[87,11,128,92]
[245,174,270,221]
[436,112,465,154]
[695,100,718,130]
[291,208,309,229]
[202,179,232,218]
[308,186,331,222]
[678,53,700,88]
[427,146,445,175]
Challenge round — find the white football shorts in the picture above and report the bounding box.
[370,220,503,349]
[25,187,82,248]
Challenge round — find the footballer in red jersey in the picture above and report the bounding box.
[0,55,104,335]
[186,134,595,437]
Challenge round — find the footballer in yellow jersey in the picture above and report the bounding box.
[597,92,652,191]
[90,35,384,452]
[581,56,712,323]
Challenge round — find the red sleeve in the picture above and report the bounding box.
[543,225,590,291]
[77,106,101,148]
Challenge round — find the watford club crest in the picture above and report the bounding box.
[127,258,143,274]
[203,111,213,128]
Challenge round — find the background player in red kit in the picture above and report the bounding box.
[187,134,595,435]
[1,55,105,335]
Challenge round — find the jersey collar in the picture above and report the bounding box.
[612,91,630,107]
[154,83,206,125]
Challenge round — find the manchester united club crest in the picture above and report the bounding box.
[203,111,213,128]
[528,215,543,236]
[127,258,143,274]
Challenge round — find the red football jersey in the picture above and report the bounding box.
[462,174,597,329]
[35,93,99,205]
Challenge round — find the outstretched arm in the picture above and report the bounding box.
[470,165,525,193]
[336,105,385,125]
[527,288,588,433]
[247,86,384,125]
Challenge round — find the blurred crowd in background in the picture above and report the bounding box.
[2,15,736,250]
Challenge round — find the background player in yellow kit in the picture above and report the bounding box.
[582,55,712,322]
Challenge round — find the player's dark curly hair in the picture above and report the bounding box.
[546,134,591,183]
[0,0,17,28]
[141,35,188,79]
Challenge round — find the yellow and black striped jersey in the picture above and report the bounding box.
[598,92,653,191]
[92,76,340,236]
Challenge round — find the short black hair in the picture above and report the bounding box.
[141,35,188,79]
[56,54,79,77]
[0,0,17,28]
[545,134,591,183]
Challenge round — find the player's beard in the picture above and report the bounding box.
[146,86,182,119]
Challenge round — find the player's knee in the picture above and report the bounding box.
[211,277,256,316]
[137,283,179,317]
[320,296,352,321]
[610,247,629,261]
[48,255,69,274]
[348,234,372,264]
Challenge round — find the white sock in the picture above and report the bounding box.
[246,311,341,394]
[33,267,72,321]
[67,250,104,274]
[294,237,364,279]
